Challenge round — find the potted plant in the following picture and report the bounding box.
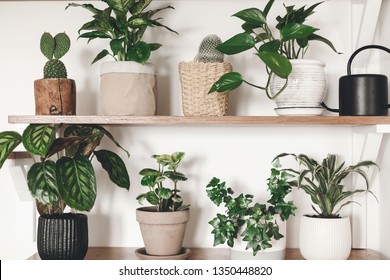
[179,34,232,116]
[66,0,178,116]
[209,0,340,115]
[34,32,76,115]
[0,124,130,259]
[206,159,297,259]
[275,153,378,260]
[135,152,190,259]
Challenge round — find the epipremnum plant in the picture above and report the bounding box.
[274,153,378,218]
[137,152,189,212]
[209,0,339,99]
[0,124,130,215]
[206,159,296,255]
[66,0,178,64]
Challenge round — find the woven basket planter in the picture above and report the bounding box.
[179,62,232,116]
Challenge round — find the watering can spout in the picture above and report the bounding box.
[321,102,339,113]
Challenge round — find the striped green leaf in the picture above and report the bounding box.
[0,131,22,168]
[22,124,57,157]
[27,161,59,206]
[95,149,130,190]
[56,154,97,212]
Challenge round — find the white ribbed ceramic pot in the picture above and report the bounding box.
[299,215,351,260]
[271,59,327,109]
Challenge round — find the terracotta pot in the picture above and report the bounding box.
[299,215,351,260]
[136,206,190,256]
[34,78,76,115]
[100,61,158,116]
[37,213,88,260]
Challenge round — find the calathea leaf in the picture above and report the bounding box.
[22,124,57,157]
[27,161,59,206]
[0,131,22,168]
[56,154,97,212]
[94,149,130,190]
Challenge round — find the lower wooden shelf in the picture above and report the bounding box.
[27,247,383,260]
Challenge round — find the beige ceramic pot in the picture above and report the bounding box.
[34,78,76,115]
[136,206,190,256]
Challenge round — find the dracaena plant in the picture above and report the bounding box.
[209,0,339,99]
[274,153,378,218]
[206,159,296,256]
[136,152,189,212]
[0,124,130,215]
[66,0,178,64]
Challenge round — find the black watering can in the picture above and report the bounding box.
[322,45,390,116]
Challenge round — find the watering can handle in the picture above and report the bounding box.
[347,45,390,75]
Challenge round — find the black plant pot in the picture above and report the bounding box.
[37,213,89,260]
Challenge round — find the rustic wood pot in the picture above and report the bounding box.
[34,78,76,115]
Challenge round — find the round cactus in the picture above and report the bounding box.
[197,34,224,63]
[40,32,71,78]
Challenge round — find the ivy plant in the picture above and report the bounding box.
[206,159,296,256]
[209,0,339,99]
[66,0,178,64]
[136,152,189,212]
[0,124,130,215]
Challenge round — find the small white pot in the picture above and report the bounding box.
[299,215,351,260]
[229,219,286,260]
[100,61,158,116]
[271,59,327,115]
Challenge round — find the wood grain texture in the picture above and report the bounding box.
[27,247,384,260]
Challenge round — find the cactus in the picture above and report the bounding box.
[197,34,224,63]
[40,32,70,78]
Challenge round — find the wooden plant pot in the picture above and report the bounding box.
[34,78,76,115]
[37,213,88,260]
[136,207,190,256]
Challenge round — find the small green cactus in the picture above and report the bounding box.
[40,32,70,78]
[197,34,224,63]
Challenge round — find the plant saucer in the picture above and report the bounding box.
[135,247,190,260]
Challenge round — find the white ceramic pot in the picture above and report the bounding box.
[271,59,327,116]
[229,219,286,260]
[299,215,351,260]
[100,61,158,116]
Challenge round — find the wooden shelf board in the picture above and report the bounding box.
[8,115,390,126]
[7,151,31,160]
[27,247,383,260]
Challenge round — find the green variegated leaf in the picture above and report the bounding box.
[157,187,172,200]
[0,131,22,168]
[94,149,130,190]
[56,154,97,212]
[130,0,152,15]
[105,0,133,13]
[127,41,151,64]
[27,161,59,206]
[145,191,159,205]
[22,124,57,157]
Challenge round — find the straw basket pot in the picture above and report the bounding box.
[179,61,232,116]
[136,206,190,256]
[270,59,327,116]
[100,61,158,116]
[34,78,76,115]
[299,215,351,260]
[230,218,287,260]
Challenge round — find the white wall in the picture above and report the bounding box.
[0,0,388,259]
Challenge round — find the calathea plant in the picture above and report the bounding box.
[66,0,178,64]
[40,32,71,78]
[136,152,189,212]
[206,159,296,255]
[209,0,339,99]
[0,124,130,215]
[274,153,378,218]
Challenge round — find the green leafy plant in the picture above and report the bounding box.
[40,32,71,78]
[206,159,296,256]
[0,124,130,215]
[274,153,378,218]
[66,0,178,64]
[209,0,339,99]
[137,152,189,212]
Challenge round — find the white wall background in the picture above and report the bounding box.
[0,0,388,259]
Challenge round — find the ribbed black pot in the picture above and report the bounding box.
[37,213,88,260]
